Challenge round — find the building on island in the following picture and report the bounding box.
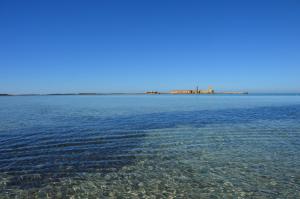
[170,90,194,94]
[170,87,214,94]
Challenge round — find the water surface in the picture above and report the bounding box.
[0,95,299,198]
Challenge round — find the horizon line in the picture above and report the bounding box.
[1,92,300,96]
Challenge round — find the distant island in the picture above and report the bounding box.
[145,87,248,95]
[0,94,12,96]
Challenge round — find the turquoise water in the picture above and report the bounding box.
[0,95,299,198]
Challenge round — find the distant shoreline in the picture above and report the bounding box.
[1,92,300,97]
[0,93,147,96]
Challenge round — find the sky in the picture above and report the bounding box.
[0,0,299,94]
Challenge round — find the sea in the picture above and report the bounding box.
[0,94,299,198]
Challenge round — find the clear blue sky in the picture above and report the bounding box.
[0,0,299,94]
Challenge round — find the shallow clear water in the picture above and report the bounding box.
[0,95,300,198]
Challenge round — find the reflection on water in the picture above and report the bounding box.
[0,95,299,198]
